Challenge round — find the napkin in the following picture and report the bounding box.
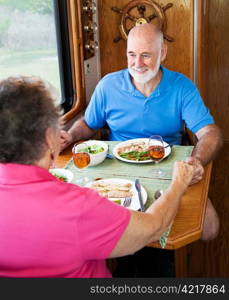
[154,190,172,248]
[159,227,171,248]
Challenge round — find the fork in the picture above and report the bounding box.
[123,197,132,207]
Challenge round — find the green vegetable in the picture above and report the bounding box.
[52,173,68,182]
[119,151,151,161]
[112,199,122,205]
[79,144,104,154]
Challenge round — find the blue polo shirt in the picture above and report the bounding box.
[85,66,214,144]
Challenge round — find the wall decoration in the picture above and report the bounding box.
[111,0,174,43]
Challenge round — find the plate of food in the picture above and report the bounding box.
[113,138,171,164]
[49,168,74,183]
[85,178,147,210]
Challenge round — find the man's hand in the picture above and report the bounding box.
[185,156,204,185]
[60,130,73,152]
[172,161,194,189]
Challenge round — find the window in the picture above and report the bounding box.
[0,0,84,116]
[0,0,60,99]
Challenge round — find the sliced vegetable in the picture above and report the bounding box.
[78,144,104,154]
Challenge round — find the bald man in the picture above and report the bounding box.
[60,24,222,246]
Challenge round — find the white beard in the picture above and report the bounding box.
[128,52,161,84]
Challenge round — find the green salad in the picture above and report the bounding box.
[112,199,121,205]
[79,144,104,154]
[52,173,68,182]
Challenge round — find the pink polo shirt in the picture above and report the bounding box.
[0,163,130,278]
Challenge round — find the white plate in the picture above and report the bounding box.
[113,138,171,164]
[85,178,147,211]
[49,168,74,183]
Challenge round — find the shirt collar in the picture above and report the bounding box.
[122,68,135,94]
[156,65,171,96]
[0,163,55,185]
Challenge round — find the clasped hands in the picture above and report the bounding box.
[185,156,204,185]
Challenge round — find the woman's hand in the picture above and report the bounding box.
[60,130,73,152]
[185,156,204,185]
[172,161,194,189]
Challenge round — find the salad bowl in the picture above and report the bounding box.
[73,140,108,166]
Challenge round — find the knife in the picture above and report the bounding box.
[135,179,145,212]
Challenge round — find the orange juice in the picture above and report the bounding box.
[73,152,90,169]
[148,145,165,161]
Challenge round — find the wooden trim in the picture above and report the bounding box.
[62,0,86,123]
[189,0,194,81]
[197,0,204,93]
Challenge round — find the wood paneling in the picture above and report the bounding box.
[98,0,128,74]
[204,0,229,140]
[187,143,229,277]
[187,0,229,278]
[98,0,194,78]
[175,246,187,277]
[205,142,229,276]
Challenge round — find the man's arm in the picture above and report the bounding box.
[60,119,97,151]
[186,124,223,184]
[109,161,194,258]
[192,124,223,165]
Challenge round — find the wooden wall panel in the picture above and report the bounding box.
[206,143,229,277]
[98,0,193,78]
[204,0,229,141]
[163,0,193,79]
[187,0,229,278]
[98,0,128,74]
[187,143,229,277]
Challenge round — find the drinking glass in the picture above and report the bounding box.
[148,135,165,177]
[72,143,90,185]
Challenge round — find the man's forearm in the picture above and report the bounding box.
[192,125,223,166]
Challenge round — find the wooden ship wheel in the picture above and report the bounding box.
[111,0,174,43]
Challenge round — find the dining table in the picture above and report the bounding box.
[55,141,212,277]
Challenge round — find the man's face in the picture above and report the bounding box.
[127,35,163,84]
